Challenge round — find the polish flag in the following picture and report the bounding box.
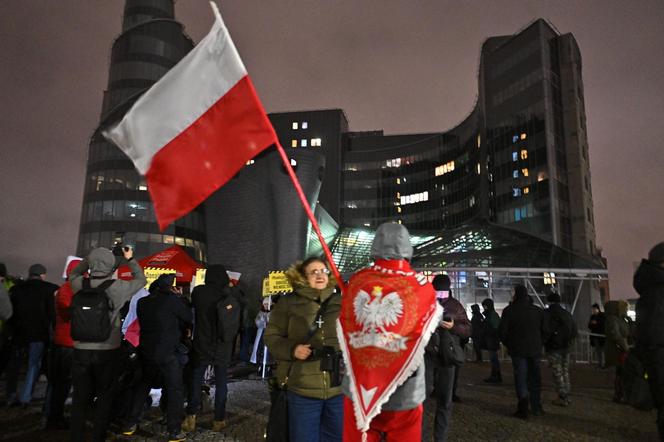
[103,2,278,230]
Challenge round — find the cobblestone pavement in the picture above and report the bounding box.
[0,361,658,441]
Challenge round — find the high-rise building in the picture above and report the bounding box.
[334,19,597,257]
[76,0,207,261]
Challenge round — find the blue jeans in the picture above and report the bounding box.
[287,391,343,442]
[188,363,228,421]
[19,342,45,404]
[511,356,542,410]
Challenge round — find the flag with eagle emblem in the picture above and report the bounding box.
[337,258,442,433]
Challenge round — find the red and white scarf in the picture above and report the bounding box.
[337,259,441,433]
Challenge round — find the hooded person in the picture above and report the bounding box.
[183,264,241,433]
[422,274,470,441]
[339,222,442,442]
[498,284,547,419]
[68,246,146,442]
[470,304,484,363]
[634,241,664,439]
[544,292,577,407]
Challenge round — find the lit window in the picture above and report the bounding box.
[302,122,308,129]
[469,196,476,207]
[537,172,547,182]
[544,272,556,285]
[512,187,522,197]
[301,139,307,147]
[513,170,519,179]
[400,191,429,206]
[396,192,401,198]
[477,163,481,174]
[311,138,322,147]
[434,160,455,176]
[515,208,521,221]
[520,133,527,140]
[292,122,298,130]
[138,184,148,191]
[512,152,518,161]
[396,178,401,184]
[520,149,528,160]
[290,158,297,166]
[522,168,529,177]
[397,207,402,213]
[364,223,371,227]
[291,139,297,148]
[524,186,530,194]
[512,135,519,143]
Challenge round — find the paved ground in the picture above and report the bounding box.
[0,361,658,441]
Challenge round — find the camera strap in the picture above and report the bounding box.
[304,292,337,343]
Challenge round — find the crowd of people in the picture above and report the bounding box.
[0,234,663,441]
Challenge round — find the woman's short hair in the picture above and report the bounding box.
[298,256,327,276]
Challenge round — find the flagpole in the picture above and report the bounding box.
[273,142,346,295]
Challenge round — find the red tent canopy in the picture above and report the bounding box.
[117,245,204,283]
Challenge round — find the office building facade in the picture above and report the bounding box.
[76,0,207,261]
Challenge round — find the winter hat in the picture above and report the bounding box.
[65,259,82,279]
[471,304,481,314]
[432,274,451,291]
[150,273,176,293]
[370,222,413,261]
[547,292,561,303]
[513,284,529,301]
[648,242,664,264]
[28,263,47,276]
[481,298,494,309]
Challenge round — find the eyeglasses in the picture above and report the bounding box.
[306,268,330,277]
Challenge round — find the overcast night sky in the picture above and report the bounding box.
[0,1,662,300]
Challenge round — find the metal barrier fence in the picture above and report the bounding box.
[465,331,605,364]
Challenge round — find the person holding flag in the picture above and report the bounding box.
[338,222,442,441]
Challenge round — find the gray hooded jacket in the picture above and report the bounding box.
[70,248,146,351]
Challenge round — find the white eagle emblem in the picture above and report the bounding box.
[353,286,403,334]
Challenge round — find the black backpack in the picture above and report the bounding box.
[216,288,241,343]
[70,279,114,342]
[548,309,573,350]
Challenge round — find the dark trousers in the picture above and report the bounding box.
[46,345,73,421]
[644,348,664,441]
[473,342,482,362]
[70,348,121,442]
[188,362,228,421]
[511,356,542,410]
[422,358,454,442]
[489,350,501,379]
[128,355,184,435]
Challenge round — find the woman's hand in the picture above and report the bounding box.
[294,344,312,360]
[441,319,455,330]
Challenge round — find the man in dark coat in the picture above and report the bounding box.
[544,292,577,407]
[499,285,548,419]
[470,304,484,363]
[481,298,502,383]
[588,303,606,368]
[634,241,664,441]
[7,264,58,406]
[183,265,241,433]
[123,274,192,441]
[422,274,471,442]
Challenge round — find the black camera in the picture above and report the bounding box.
[309,345,343,387]
[112,241,125,257]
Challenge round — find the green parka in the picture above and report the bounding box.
[264,264,342,400]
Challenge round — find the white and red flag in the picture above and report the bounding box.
[103,2,277,230]
[338,259,442,435]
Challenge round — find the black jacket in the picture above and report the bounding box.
[544,303,577,352]
[634,259,664,348]
[191,266,241,365]
[9,278,58,344]
[499,297,547,358]
[588,312,606,346]
[137,289,192,362]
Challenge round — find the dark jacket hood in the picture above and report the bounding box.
[633,259,664,297]
[605,300,628,317]
[205,264,230,289]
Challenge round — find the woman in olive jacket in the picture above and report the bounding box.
[604,299,633,402]
[265,257,343,442]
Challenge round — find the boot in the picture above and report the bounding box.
[181,415,196,433]
[513,399,529,420]
[212,420,227,432]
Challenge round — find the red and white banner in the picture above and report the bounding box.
[103,2,277,230]
[338,259,441,433]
